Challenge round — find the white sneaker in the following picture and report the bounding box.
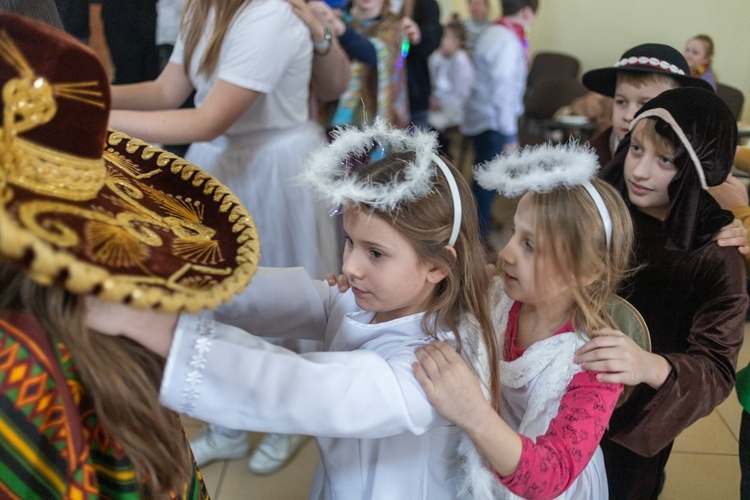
[248,433,310,475]
[190,426,250,467]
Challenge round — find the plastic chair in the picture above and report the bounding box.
[716,82,744,120]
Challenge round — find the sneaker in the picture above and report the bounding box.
[190,426,250,467]
[248,433,310,475]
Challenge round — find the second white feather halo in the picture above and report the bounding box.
[297,117,442,211]
[474,142,600,197]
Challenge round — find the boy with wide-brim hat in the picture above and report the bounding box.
[582,42,712,167]
[583,41,750,262]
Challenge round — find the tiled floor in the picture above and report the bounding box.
[183,323,750,499]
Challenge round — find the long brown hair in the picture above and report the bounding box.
[528,177,635,336]
[181,0,253,77]
[355,152,501,410]
[0,263,193,497]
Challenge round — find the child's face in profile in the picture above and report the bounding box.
[684,39,711,73]
[497,193,571,308]
[612,78,675,141]
[341,204,443,324]
[623,121,678,220]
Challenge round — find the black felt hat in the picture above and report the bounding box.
[583,43,714,97]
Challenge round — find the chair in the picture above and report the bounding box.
[716,82,744,120]
[526,52,581,92]
[520,76,589,145]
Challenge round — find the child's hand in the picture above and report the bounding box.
[324,273,350,293]
[307,1,345,37]
[286,0,321,33]
[708,175,749,210]
[413,341,488,427]
[574,328,672,390]
[85,296,178,357]
[714,218,749,255]
[400,16,421,45]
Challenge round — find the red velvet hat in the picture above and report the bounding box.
[583,43,714,97]
[0,13,260,312]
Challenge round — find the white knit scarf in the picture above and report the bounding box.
[456,278,587,500]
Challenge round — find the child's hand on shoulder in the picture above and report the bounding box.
[413,341,489,427]
[714,218,749,255]
[325,273,350,293]
[574,328,672,390]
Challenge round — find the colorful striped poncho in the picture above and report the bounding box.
[0,311,209,499]
[332,12,410,129]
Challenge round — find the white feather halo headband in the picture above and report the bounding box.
[475,142,612,249]
[298,117,463,246]
[474,142,600,197]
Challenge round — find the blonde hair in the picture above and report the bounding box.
[0,263,193,497]
[181,0,253,77]
[527,178,635,336]
[355,152,501,409]
[631,117,678,159]
[616,70,681,92]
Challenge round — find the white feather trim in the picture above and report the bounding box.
[296,117,442,211]
[475,142,600,197]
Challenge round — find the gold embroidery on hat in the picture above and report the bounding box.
[139,183,204,224]
[172,238,223,265]
[176,275,220,290]
[54,82,106,109]
[86,220,151,268]
[0,30,106,201]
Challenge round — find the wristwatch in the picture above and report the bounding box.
[313,26,332,56]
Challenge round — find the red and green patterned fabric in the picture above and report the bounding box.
[0,311,209,499]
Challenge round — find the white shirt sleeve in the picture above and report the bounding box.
[483,30,525,135]
[214,267,330,341]
[217,0,309,93]
[161,314,450,438]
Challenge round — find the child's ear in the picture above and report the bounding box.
[425,245,457,284]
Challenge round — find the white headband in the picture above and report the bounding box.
[432,154,462,246]
[297,118,463,246]
[630,108,709,190]
[476,142,612,250]
[582,180,612,250]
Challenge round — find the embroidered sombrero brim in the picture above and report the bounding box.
[0,13,259,313]
[0,129,260,313]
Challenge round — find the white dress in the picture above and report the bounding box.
[170,0,339,279]
[427,49,474,131]
[160,267,464,500]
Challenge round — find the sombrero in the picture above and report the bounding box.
[0,12,260,313]
[583,43,714,97]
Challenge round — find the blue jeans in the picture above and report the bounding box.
[470,130,516,239]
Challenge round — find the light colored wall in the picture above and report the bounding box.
[438,0,750,121]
